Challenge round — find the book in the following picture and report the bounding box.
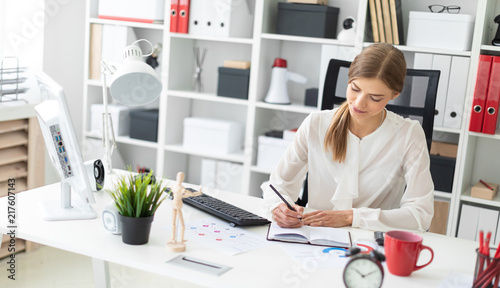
[389,0,404,45]
[88,23,103,80]
[266,222,352,248]
[374,0,385,43]
[381,0,393,44]
[367,0,380,42]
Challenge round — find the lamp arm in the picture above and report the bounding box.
[100,59,117,173]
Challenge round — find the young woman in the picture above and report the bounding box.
[262,43,434,232]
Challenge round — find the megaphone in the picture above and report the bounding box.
[264,58,307,105]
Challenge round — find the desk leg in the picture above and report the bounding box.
[92,258,110,288]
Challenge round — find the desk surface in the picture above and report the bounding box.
[0,173,477,288]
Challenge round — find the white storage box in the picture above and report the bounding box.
[90,104,132,136]
[188,0,254,38]
[183,117,244,154]
[257,136,292,170]
[407,11,474,51]
[201,158,243,194]
[98,0,165,23]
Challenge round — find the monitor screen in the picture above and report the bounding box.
[34,71,97,220]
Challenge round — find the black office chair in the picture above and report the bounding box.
[296,58,440,207]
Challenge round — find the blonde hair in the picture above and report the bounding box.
[324,43,406,163]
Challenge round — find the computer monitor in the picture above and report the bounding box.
[34,71,97,220]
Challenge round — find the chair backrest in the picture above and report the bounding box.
[296,58,440,207]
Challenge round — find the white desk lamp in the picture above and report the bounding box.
[100,39,162,173]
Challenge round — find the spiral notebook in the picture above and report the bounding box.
[266,222,352,248]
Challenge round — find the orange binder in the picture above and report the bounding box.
[469,55,493,132]
[178,0,190,34]
[482,56,500,134]
[170,0,179,32]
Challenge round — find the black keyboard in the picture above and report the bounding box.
[181,189,271,227]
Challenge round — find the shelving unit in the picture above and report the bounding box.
[82,0,500,237]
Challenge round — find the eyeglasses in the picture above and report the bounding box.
[428,5,461,14]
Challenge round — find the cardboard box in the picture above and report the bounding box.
[183,117,244,154]
[217,67,250,99]
[257,135,292,170]
[430,141,458,158]
[407,11,475,51]
[471,181,499,200]
[90,104,132,136]
[287,0,327,5]
[277,3,339,39]
[129,109,159,142]
[98,0,164,23]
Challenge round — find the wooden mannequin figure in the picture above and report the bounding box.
[167,171,202,252]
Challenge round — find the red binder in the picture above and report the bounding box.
[178,0,190,34]
[170,0,179,32]
[482,56,500,134]
[469,55,493,132]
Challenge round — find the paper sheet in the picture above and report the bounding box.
[183,217,272,256]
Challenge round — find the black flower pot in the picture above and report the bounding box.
[118,214,154,245]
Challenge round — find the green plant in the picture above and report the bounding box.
[107,171,169,218]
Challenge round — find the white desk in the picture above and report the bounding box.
[0,175,477,287]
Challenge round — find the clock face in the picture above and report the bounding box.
[343,256,383,288]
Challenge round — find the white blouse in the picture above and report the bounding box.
[261,108,434,232]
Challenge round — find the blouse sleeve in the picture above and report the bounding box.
[351,123,434,232]
[261,114,311,214]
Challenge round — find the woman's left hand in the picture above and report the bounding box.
[302,210,353,228]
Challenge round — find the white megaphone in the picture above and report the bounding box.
[264,58,307,105]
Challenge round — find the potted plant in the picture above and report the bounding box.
[106,171,168,245]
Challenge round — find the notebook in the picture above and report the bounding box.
[266,222,352,248]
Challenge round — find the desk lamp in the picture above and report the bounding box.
[100,39,162,173]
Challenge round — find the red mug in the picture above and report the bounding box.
[384,230,434,276]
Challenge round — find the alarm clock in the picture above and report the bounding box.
[102,201,122,235]
[343,247,385,288]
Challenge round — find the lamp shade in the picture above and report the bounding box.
[109,44,162,106]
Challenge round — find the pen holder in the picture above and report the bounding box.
[473,248,500,288]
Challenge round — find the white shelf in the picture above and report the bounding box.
[89,17,164,30]
[168,90,249,106]
[170,33,254,45]
[85,133,159,149]
[480,45,500,52]
[461,188,500,208]
[261,33,355,46]
[255,101,319,114]
[363,42,472,57]
[468,131,500,140]
[433,126,462,134]
[164,144,245,163]
[434,191,453,200]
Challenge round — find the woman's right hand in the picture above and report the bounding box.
[272,203,304,228]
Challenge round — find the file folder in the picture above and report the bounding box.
[482,56,500,134]
[432,54,452,127]
[170,0,179,32]
[443,56,470,129]
[470,54,493,132]
[178,0,190,34]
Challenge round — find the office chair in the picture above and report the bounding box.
[295,58,440,207]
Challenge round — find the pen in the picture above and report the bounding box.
[480,179,494,191]
[269,184,298,213]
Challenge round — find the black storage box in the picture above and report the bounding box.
[217,67,250,100]
[430,155,456,193]
[129,109,159,142]
[276,3,339,39]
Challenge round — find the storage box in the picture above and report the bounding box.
[407,11,475,51]
[217,67,250,99]
[257,135,292,170]
[189,0,254,38]
[183,117,244,154]
[201,158,243,194]
[287,0,327,5]
[129,109,159,142]
[276,3,339,39]
[471,181,499,200]
[430,155,456,192]
[90,104,131,136]
[98,0,164,23]
[430,141,458,158]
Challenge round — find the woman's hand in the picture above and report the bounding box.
[302,210,353,228]
[272,203,304,228]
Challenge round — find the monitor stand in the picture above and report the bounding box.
[41,181,97,221]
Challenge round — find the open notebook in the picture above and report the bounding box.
[266,222,352,248]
